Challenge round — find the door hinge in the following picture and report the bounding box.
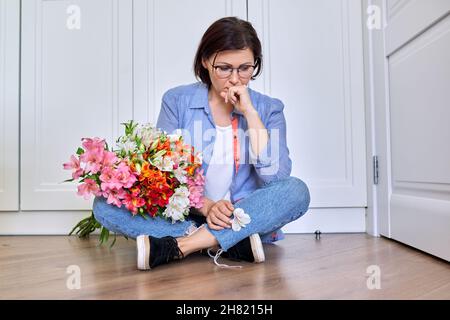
[373,155,379,185]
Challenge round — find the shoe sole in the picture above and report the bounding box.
[136,235,151,270]
[249,234,265,263]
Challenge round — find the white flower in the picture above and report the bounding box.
[173,166,187,183]
[136,125,161,148]
[160,157,175,171]
[162,186,190,223]
[167,133,182,143]
[150,155,162,168]
[194,152,203,165]
[151,155,174,172]
[117,140,136,154]
[231,208,251,232]
[177,155,189,169]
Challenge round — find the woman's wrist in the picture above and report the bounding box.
[199,197,214,217]
[242,105,258,118]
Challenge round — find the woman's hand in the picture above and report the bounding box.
[206,200,235,231]
[197,197,215,217]
[220,85,256,117]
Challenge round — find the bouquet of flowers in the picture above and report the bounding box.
[63,120,205,246]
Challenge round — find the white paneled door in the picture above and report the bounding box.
[249,0,367,208]
[0,0,20,211]
[21,0,133,210]
[384,0,450,261]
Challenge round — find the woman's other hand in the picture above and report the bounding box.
[206,200,234,230]
[220,85,256,117]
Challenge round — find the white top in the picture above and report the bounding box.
[204,124,234,202]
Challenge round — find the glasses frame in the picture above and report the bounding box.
[209,53,257,79]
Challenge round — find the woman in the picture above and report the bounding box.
[93,17,310,270]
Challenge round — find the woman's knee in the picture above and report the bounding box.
[92,197,130,235]
[284,176,311,212]
[92,197,115,221]
[92,197,104,220]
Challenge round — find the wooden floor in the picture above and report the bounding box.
[0,234,449,299]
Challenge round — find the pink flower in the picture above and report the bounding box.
[81,137,105,151]
[102,151,118,167]
[99,162,136,192]
[63,155,84,179]
[188,185,204,209]
[192,168,205,186]
[77,179,101,200]
[79,138,111,174]
[99,167,123,191]
[80,148,104,174]
[102,188,127,208]
[115,161,137,188]
[63,155,79,170]
[187,169,205,209]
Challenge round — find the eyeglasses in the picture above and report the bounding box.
[209,53,256,79]
[211,63,256,79]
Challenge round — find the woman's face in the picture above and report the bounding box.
[202,48,255,99]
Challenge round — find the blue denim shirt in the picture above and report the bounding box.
[156,82,292,242]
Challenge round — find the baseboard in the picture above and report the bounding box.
[282,207,366,233]
[0,207,366,235]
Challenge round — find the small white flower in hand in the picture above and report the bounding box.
[231,208,251,232]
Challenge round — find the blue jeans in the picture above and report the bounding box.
[92,176,310,251]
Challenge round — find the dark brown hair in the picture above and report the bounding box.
[193,17,263,89]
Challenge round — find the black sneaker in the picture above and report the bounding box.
[222,234,265,263]
[136,235,184,270]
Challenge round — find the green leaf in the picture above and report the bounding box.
[138,211,149,220]
[76,147,84,155]
[122,120,137,136]
[99,227,107,245]
[68,215,93,236]
[152,149,166,159]
[63,178,75,183]
[69,211,119,248]
[109,233,117,248]
[103,228,110,243]
[150,139,159,151]
[135,137,142,145]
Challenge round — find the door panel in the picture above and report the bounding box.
[0,0,20,211]
[386,0,450,261]
[21,0,133,210]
